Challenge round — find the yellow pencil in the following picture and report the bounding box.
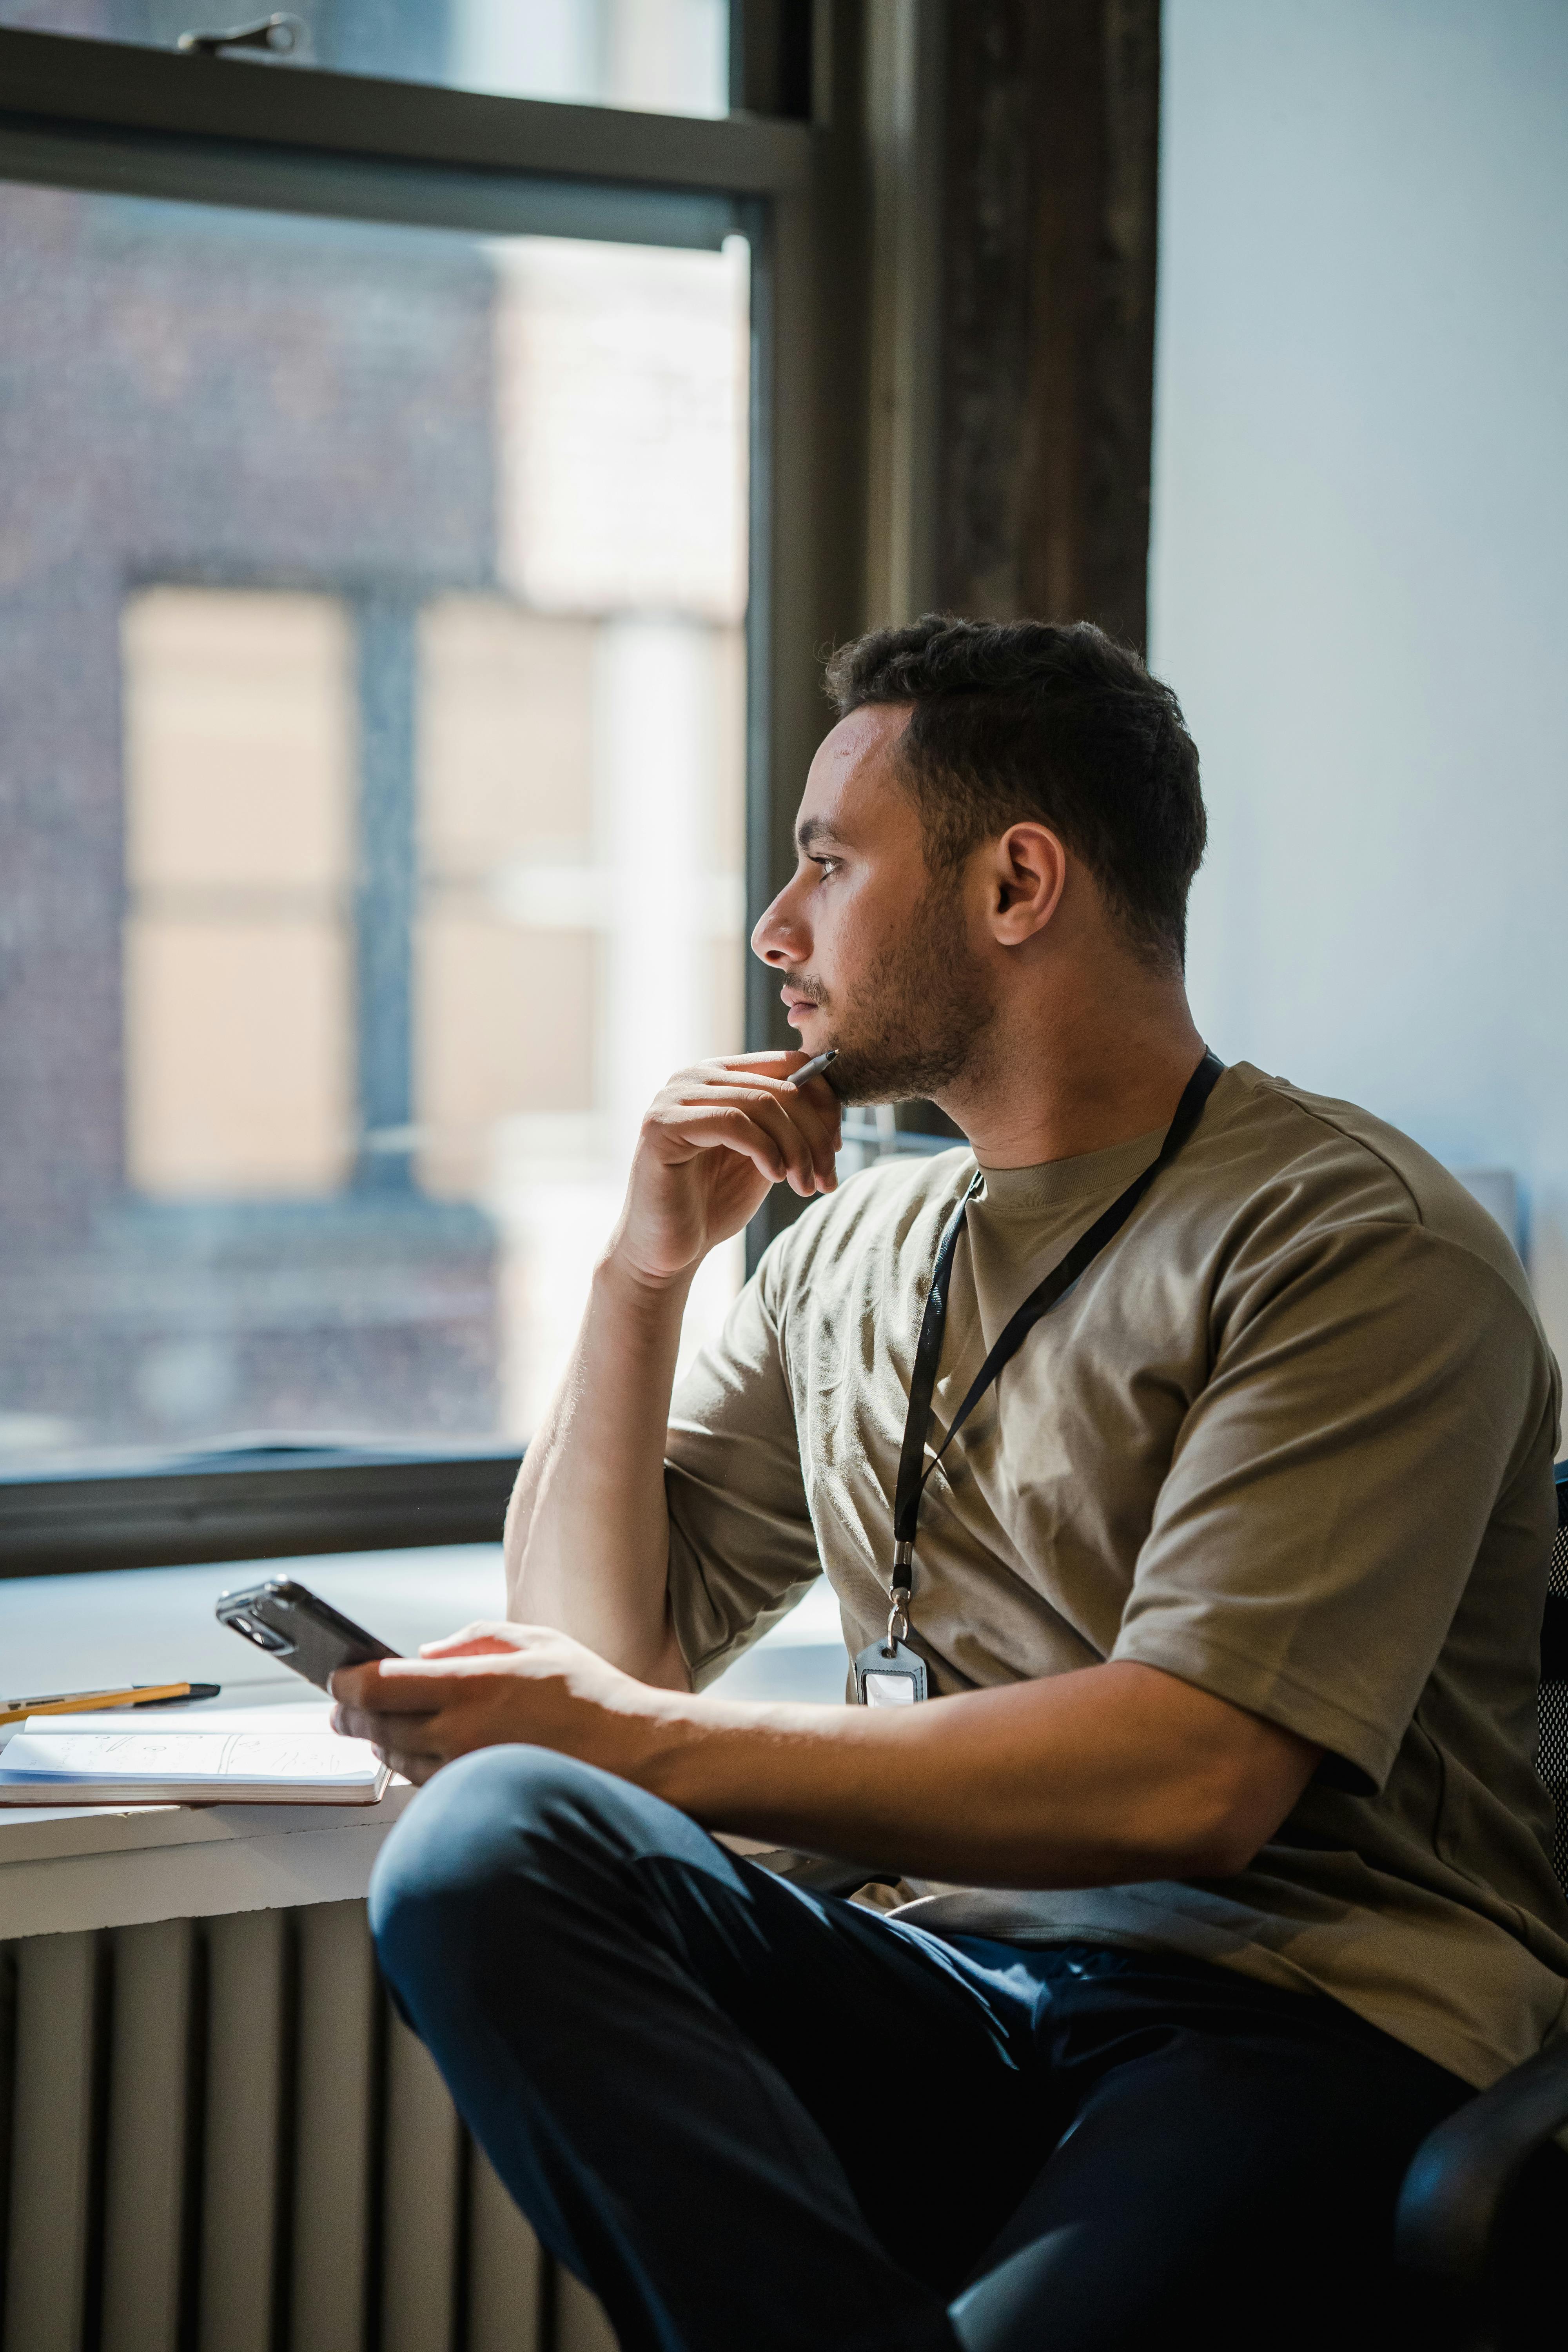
[0,1681,196,1730]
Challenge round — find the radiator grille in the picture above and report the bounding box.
[0,1900,617,2352]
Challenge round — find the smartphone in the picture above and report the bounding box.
[215,1578,401,1691]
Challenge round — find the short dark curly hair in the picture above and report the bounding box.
[824,615,1206,970]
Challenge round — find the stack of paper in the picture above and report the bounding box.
[0,1708,389,1805]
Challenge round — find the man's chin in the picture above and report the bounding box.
[826,1051,953,1107]
[820,1047,873,1104]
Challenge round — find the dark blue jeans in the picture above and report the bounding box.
[368,1745,1471,2352]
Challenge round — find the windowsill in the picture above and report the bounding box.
[0,1776,419,1867]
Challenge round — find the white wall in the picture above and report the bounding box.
[1150,0,1568,1371]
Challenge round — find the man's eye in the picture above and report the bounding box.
[810,855,840,877]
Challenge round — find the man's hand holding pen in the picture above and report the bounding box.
[610,1047,842,1289]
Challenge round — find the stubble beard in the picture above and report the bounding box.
[795,880,997,1108]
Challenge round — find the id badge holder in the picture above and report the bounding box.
[854,1637,928,1706]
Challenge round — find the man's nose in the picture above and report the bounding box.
[751,880,809,967]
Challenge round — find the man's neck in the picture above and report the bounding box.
[935,977,1207,1171]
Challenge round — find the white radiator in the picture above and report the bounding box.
[0,1900,618,2352]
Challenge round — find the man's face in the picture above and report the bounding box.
[750,704,997,1105]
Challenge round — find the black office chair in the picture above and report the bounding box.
[1394,1461,1568,2348]
[781,1466,1568,2349]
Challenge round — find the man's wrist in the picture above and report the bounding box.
[596,1245,699,1310]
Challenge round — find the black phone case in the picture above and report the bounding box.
[215,1578,401,1691]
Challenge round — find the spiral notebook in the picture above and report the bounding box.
[0,1708,389,1806]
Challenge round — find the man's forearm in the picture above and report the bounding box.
[627,1661,1319,1887]
[505,1256,693,1686]
[501,1050,837,1685]
[334,1643,1320,1886]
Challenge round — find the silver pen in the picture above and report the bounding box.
[788,1048,838,1091]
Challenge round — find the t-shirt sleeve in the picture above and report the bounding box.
[1112,1220,1558,1792]
[664,1246,824,1689]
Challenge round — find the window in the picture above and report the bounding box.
[0,14,851,1562]
[0,182,746,1465]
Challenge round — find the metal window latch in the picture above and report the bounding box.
[176,12,305,57]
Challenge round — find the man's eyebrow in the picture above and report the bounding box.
[795,815,841,853]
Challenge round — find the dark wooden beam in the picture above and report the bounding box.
[936,0,1161,650]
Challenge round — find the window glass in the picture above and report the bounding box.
[0,0,729,117]
[123,588,356,1198]
[0,181,748,1464]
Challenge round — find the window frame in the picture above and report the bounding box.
[0,15,873,1574]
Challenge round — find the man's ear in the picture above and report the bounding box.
[987,823,1067,945]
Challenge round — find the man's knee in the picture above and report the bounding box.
[368,1744,706,2009]
[371,1746,618,1981]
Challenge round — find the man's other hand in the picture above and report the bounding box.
[613,1050,842,1287]
[329,1621,655,1787]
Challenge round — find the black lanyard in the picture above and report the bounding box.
[883,1049,1225,1655]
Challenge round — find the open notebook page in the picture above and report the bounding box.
[0,1707,389,1804]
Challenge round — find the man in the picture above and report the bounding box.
[338,618,1568,2352]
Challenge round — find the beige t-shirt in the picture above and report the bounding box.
[664,1062,1568,2090]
